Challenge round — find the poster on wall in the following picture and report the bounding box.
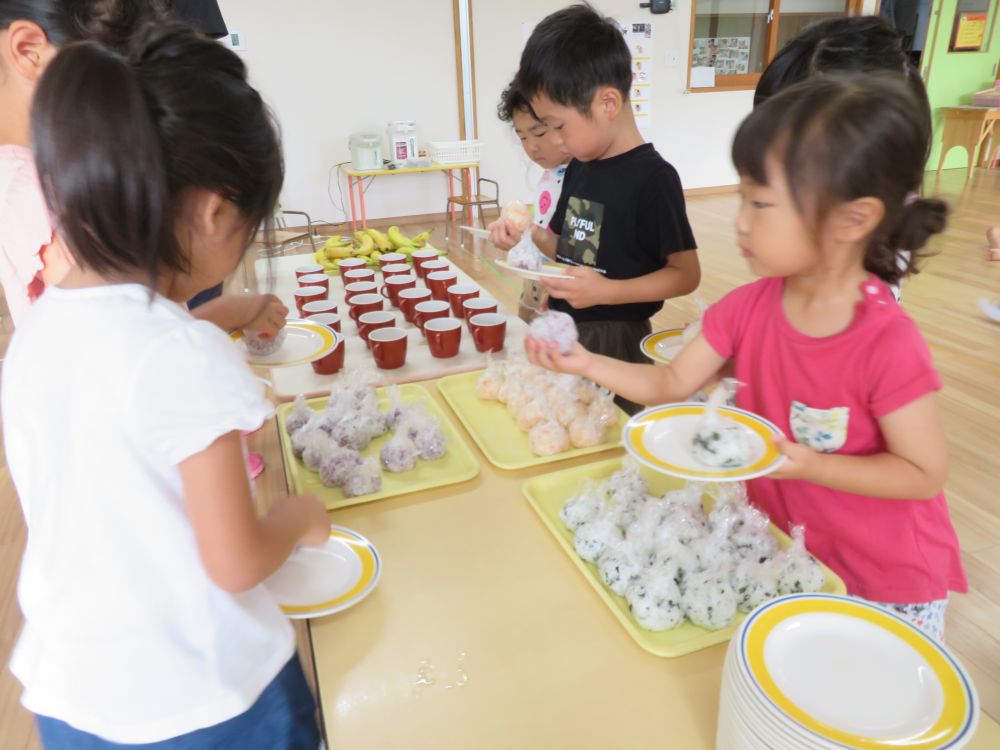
[620,21,653,131]
[952,12,988,50]
[692,36,750,76]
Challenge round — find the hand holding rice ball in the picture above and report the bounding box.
[528,310,578,355]
[501,200,533,232]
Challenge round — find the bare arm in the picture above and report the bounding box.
[179,431,329,592]
[600,250,700,304]
[190,293,288,336]
[771,393,948,499]
[531,225,558,259]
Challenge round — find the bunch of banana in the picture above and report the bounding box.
[362,227,394,253]
[351,231,376,257]
[313,249,339,273]
[322,235,354,260]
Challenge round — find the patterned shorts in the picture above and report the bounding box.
[862,597,948,641]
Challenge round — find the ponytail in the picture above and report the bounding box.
[0,1,165,49]
[31,41,177,283]
[866,197,949,285]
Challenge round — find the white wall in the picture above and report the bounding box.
[217,0,461,224]
[473,0,879,205]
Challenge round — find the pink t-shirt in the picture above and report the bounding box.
[0,145,54,324]
[702,276,967,604]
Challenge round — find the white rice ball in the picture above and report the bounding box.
[528,421,570,456]
[731,557,782,613]
[681,570,738,630]
[691,423,753,468]
[573,517,623,563]
[598,544,644,596]
[560,486,604,532]
[626,568,685,631]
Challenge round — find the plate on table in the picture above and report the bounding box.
[232,319,338,368]
[640,328,685,364]
[738,594,978,748]
[276,383,480,511]
[623,402,785,482]
[523,459,846,658]
[495,259,577,281]
[436,370,628,470]
[265,525,380,619]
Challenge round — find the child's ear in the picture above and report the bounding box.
[831,197,885,244]
[188,188,235,240]
[5,21,56,81]
[594,86,623,120]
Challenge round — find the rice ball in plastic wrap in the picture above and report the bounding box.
[380,433,419,473]
[655,507,708,547]
[606,459,649,501]
[572,378,599,405]
[560,482,605,532]
[413,423,447,461]
[501,200,533,232]
[514,397,548,432]
[506,232,546,271]
[324,388,355,419]
[607,489,644,531]
[285,395,315,436]
[598,543,644,596]
[331,417,375,452]
[573,517,623,563]
[731,557,782,613]
[290,416,325,457]
[319,446,364,488]
[548,390,586,429]
[242,326,287,356]
[691,423,752,468]
[341,456,382,498]
[300,430,337,472]
[650,539,700,585]
[528,420,570,456]
[475,362,505,401]
[776,526,825,595]
[590,390,618,425]
[626,568,685,631]
[528,310,578,355]
[690,527,737,572]
[681,569,738,630]
[506,381,537,416]
[569,410,610,448]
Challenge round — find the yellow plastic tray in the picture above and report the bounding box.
[523,458,847,658]
[277,384,480,511]
[436,370,628,470]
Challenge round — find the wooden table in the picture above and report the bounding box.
[344,162,480,230]
[247,384,1000,749]
[936,106,1000,180]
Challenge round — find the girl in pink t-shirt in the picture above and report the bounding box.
[527,74,966,639]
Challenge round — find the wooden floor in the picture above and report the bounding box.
[1,168,999,747]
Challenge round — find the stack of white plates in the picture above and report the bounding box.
[717,593,979,750]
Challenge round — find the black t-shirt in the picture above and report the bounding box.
[548,143,697,323]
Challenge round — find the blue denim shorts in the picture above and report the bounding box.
[36,656,320,750]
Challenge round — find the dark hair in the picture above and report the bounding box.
[516,3,631,114]
[733,74,947,286]
[31,22,283,285]
[0,0,164,49]
[754,16,931,156]
[497,77,532,122]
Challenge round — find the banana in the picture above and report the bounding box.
[370,250,383,263]
[313,250,326,265]
[352,232,375,256]
[395,245,417,256]
[324,243,354,260]
[323,235,351,247]
[363,227,394,252]
[387,225,412,249]
[409,230,432,248]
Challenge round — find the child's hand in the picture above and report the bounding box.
[525,336,592,376]
[769,435,820,482]
[243,294,288,338]
[542,266,608,309]
[488,217,523,251]
[289,492,330,548]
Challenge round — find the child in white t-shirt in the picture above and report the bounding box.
[491,78,570,322]
[2,25,329,749]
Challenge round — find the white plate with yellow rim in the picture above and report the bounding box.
[622,402,785,482]
[640,328,686,364]
[494,258,577,281]
[265,525,381,619]
[735,594,978,749]
[231,319,339,368]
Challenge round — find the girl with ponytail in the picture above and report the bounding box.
[3,23,326,749]
[527,74,966,640]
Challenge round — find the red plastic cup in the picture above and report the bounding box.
[469,312,507,353]
[346,293,384,322]
[293,285,326,315]
[413,299,451,334]
[381,263,411,280]
[336,257,367,277]
[411,249,439,278]
[310,335,345,375]
[462,296,498,323]
[398,287,432,324]
[343,268,376,286]
[302,299,338,317]
[378,252,407,268]
[426,270,458,301]
[295,263,324,280]
[305,312,341,334]
[298,273,329,292]
[380,274,418,308]
[358,310,396,346]
[369,327,408,370]
[425,317,462,359]
[344,281,378,300]
[447,283,479,317]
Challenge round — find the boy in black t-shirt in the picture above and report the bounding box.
[491,5,700,413]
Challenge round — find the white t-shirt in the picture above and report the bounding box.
[2,284,293,744]
[532,164,568,230]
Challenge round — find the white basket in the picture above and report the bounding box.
[427,140,483,165]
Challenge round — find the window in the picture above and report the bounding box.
[688,0,856,92]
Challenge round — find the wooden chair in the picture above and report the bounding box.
[444,178,499,243]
